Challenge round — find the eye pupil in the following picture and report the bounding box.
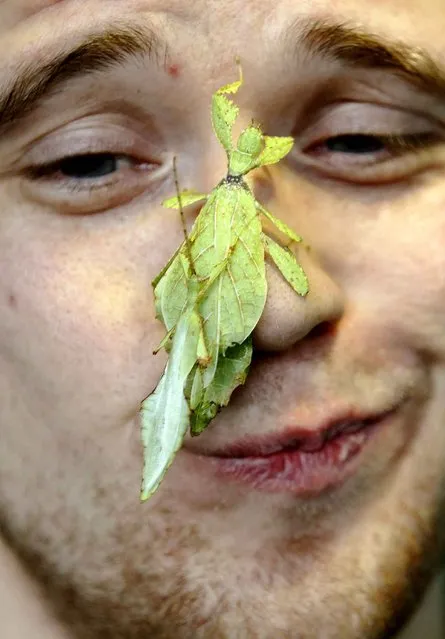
[326,134,384,154]
[58,154,118,178]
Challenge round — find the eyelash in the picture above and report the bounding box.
[24,152,163,215]
[300,131,442,182]
[28,153,154,184]
[29,132,437,181]
[309,131,438,155]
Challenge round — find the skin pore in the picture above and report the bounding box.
[0,0,445,637]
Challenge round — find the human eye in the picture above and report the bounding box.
[20,116,169,214]
[295,102,445,184]
[33,152,142,180]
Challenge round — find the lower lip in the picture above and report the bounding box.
[199,418,389,496]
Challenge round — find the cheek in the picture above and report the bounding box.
[354,199,445,356]
[0,236,168,421]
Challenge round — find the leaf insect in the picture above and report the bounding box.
[140,60,309,501]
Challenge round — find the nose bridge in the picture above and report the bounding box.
[198,132,230,193]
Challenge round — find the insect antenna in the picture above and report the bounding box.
[172,156,197,278]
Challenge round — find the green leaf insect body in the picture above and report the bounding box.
[140,62,309,501]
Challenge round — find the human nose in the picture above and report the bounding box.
[250,184,345,353]
[253,250,345,351]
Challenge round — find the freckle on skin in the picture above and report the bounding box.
[8,294,17,309]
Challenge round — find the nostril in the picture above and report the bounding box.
[307,322,337,339]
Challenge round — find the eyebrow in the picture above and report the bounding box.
[2,17,444,137]
[0,24,166,134]
[287,18,445,96]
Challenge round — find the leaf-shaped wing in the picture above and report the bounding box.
[154,252,191,330]
[151,238,187,291]
[157,182,240,328]
[153,192,209,323]
[200,183,267,351]
[162,190,207,210]
[191,186,235,271]
[190,337,252,436]
[197,184,266,385]
[153,186,234,332]
[140,296,202,501]
[263,233,309,296]
[255,135,294,168]
[156,182,263,394]
[204,337,252,405]
[188,364,204,410]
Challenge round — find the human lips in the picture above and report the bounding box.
[194,408,399,495]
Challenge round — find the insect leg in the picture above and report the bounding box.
[255,201,302,246]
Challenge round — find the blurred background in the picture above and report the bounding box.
[399,570,444,638]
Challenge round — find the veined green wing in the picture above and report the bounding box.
[198,182,266,385]
[140,278,203,501]
[189,337,253,436]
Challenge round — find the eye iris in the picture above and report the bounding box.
[326,134,384,154]
[58,154,118,178]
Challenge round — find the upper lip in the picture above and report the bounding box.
[206,408,398,458]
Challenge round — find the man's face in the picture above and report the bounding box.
[1,0,445,637]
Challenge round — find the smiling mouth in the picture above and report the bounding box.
[195,408,399,495]
[209,409,397,458]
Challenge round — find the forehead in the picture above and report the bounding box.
[0,0,60,25]
[0,0,440,28]
[1,0,445,73]
[0,0,192,25]
[0,0,439,26]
